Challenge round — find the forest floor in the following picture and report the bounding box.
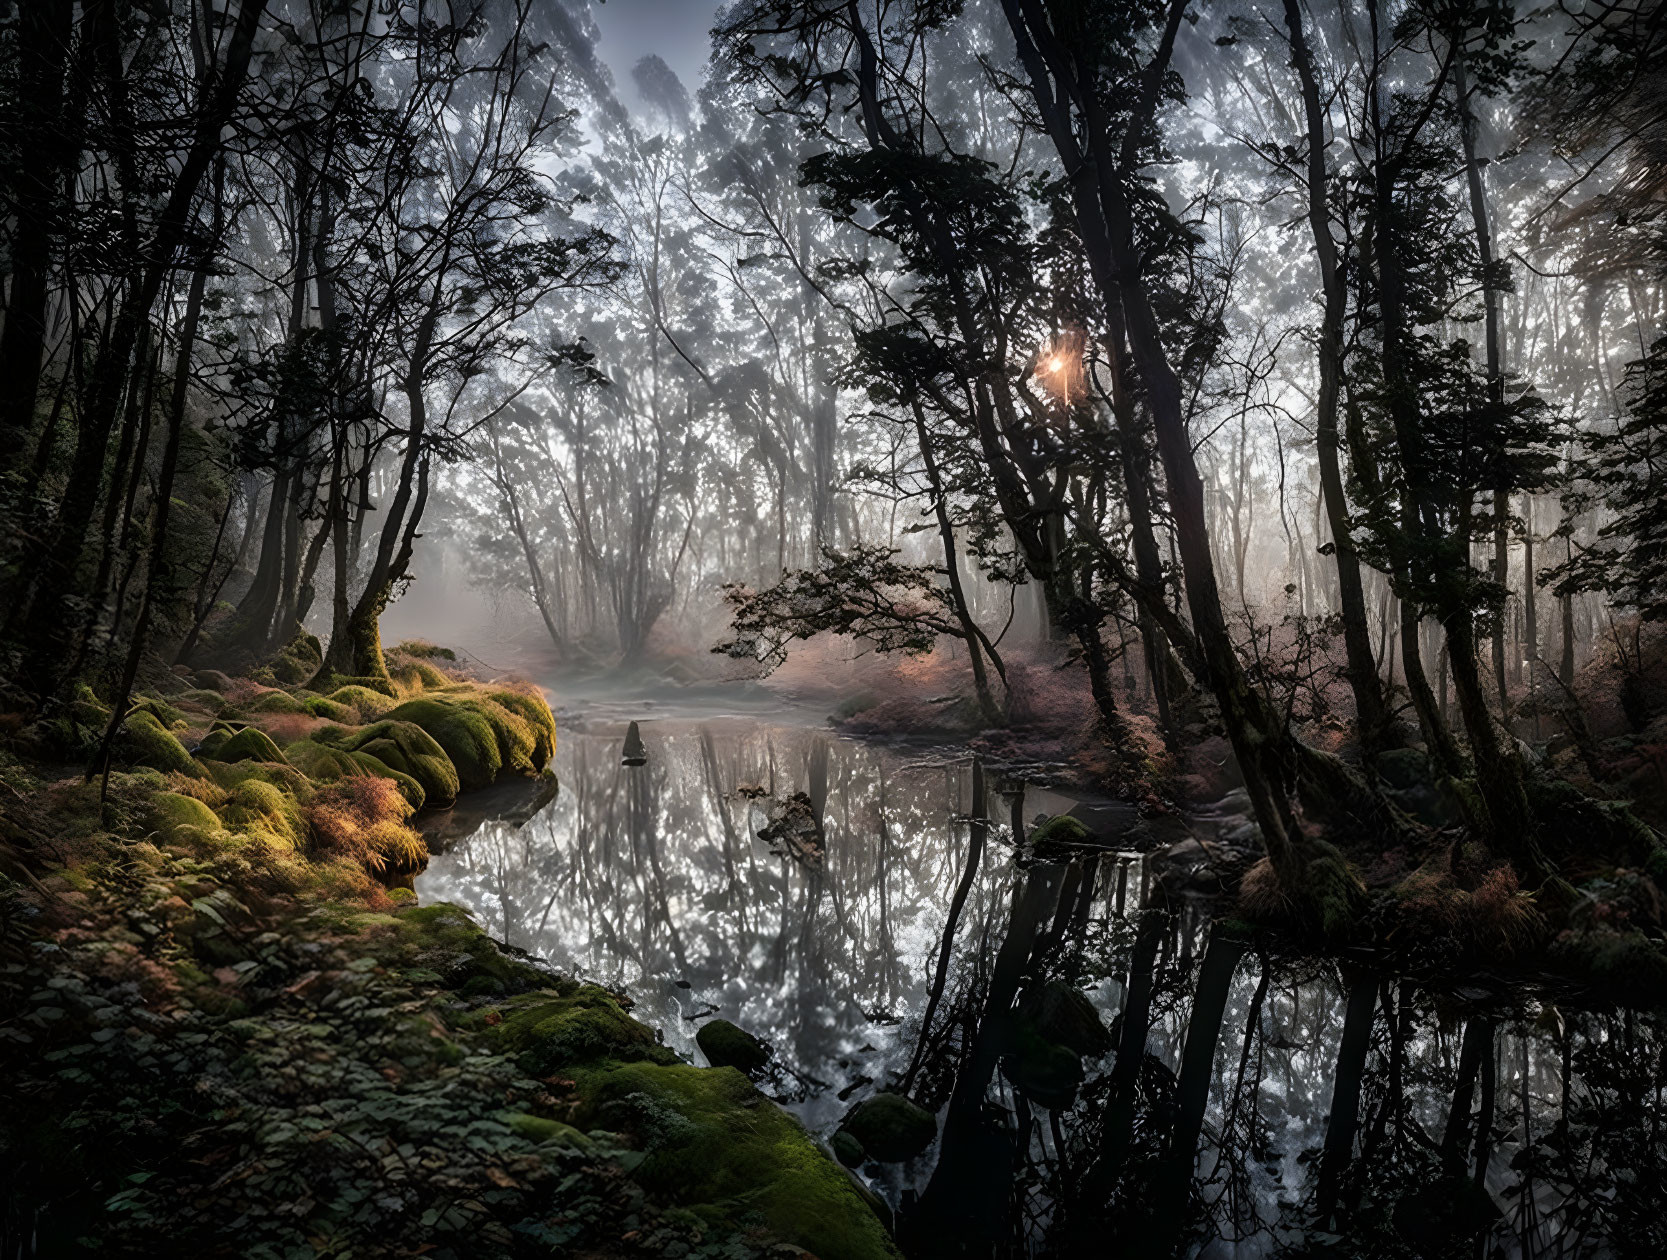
[0,642,899,1260]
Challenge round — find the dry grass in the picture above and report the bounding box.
[305,777,425,874]
[257,712,327,746]
[165,772,226,808]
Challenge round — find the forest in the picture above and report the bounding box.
[2,0,1666,1256]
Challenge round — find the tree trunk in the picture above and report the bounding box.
[14,0,271,693]
[1283,0,1394,758]
[0,0,74,470]
[1316,972,1379,1224]
[92,164,221,781]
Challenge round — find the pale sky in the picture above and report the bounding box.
[589,0,725,107]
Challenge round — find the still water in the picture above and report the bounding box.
[418,695,1667,1258]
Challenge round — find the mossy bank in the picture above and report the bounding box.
[0,641,898,1260]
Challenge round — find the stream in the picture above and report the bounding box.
[416,688,1667,1258]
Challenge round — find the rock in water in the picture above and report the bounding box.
[622,720,647,767]
[830,1129,867,1168]
[695,1019,770,1074]
[841,1092,937,1162]
[1000,1025,1085,1110]
[1016,980,1112,1058]
[756,791,824,868]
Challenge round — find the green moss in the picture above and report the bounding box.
[488,689,557,765]
[148,792,225,843]
[324,684,396,720]
[218,780,306,849]
[1553,925,1667,988]
[268,632,324,685]
[347,750,426,809]
[123,712,205,779]
[324,675,399,699]
[70,681,113,729]
[830,1129,866,1168]
[284,738,365,782]
[206,726,290,766]
[572,1062,900,1260]
[393,640,457,661]
[365,902,549,992]
[202,758,313,800]
[1301,845,1366,941]
[502,1113,593,1149]
[695,1019,770,1074]
[491,985,678,1075]
[1028,814,1093,853]
[841,1092,937,1163]
[392,660,451,692]
[302,695,353,722]
[1528,774,1663,868]
[129,694,188,730]
[381,698,503,790]
[247,690,309,715]
[337,721,459,807]
[381,691,553,790]
[177,688,227,713]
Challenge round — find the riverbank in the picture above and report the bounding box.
[750,630,1667,996]
[0,642,898,1259]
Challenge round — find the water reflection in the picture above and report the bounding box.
[418,711,1667,1258]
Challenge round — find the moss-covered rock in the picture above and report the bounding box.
[327,684,397,720]
[1000,1024,1084,1110]
[123,711,206,779]
[1016,980,1111,1058]
[285,738,366,781]
[336,720,459,807]
[381,697,504,790]
[176,688,229,715]
[502,1113,593,1149]
[491,985,678,1075]
[128,694,187,730]
[1028,814,1094,857]
[842,1092,936,1163]
[830,1129,867,1168]
[1376,746,1432,791]
[69,681,113,729]
[247,690,309,715]
[695,1019,770,1074]
[574,1062,901,1260]
[322,675,399,699]
[202,757,313,800]
[148,791,225,843]
[301,694,354,722]
[206,725,290,766]
[347,750,425,809]
[488,688,557,765]
[268,632,324,685]
[391,660,451,693]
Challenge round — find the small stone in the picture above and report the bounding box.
[843,1092,936,1162]
[830,1129,866,1167]
[695,1018,770,1074]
